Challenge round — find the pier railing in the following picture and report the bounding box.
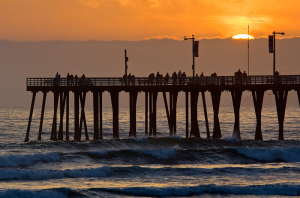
[26,75,300,87]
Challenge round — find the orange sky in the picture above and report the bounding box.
[1,0,300,41]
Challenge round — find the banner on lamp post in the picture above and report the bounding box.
[193,41,199,57]
[269,36,274,53]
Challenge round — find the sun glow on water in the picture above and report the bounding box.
[232,34,254,39]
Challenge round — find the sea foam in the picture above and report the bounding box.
[236,147,300,162]
[0,166,111,181]
[0,153,61,167]
[100,184,300,196]
[0,188,70,198]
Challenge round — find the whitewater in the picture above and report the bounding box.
[1,106,300,197]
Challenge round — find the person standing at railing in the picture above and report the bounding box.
[178,70,182,85]
[200,72,205,85]
[81,74,86,86]
[67,73,71,86]
[71,74,74,86]
[172,72,177,85]
[122,74,126,86]
[54,72,59,86]
[242,71,247,84]
[75,74,78,86]
[165,73,169,85]
[156,72,160,85]
[128,73,132,86]
[132,75,135,86]
[182,72,186,85]
[274,70,281,84]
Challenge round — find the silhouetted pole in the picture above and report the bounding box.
[145,92,148,136]
[93,91,99,140]
[186,91,189,138]
[99,91,103,139]
[38,92,47,140]
[271,31,285,75]
[201,92,210,138]
[25,91,36,142]
[184,35,196,77]
[125,49,128,85]
[66,92,69,140]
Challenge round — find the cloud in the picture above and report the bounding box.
[79,0,102,8]
[149,0,162,8]
[118,0,136,6]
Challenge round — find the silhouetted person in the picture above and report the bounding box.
[132,75,135,86]
[182,72,186,85]
[172,71,177,85]
[75,74,78,86]
[67,73,70,86]
[178,70,182,85]
[165,73,169,85]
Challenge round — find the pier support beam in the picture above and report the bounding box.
[110,91,120,138]
[190,91,200,138]
[186,91,189,138]
[153,91,158,136]
[25,91,37,142]
[273,90,288,140]
[252,90,264,140]
[163,92,170,133]
[170,92,178,135]
[163,92,178,136]
[80,92,88,141]
[129,92,138,137]
[38,92,47,140]
[93,91,99,140]
[211,91,222,138]
[231,90,243,139]
[145,92,148,136]
[201,92,210,138]
[51,91,59,141]
[58,92,67,141]
[74,92,80,141]
[148,91,158,137]
[65,92,69,140]
[99,91,103,139]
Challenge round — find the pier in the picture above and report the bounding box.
[25,75,300,142]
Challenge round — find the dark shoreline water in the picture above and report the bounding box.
[1,107,300,197]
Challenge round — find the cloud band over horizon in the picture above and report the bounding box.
[1,0,300,41]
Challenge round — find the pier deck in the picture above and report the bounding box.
[25,75,300,142]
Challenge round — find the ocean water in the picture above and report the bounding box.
[1,106,300,197]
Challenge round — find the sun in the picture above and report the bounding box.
[232,34,254,39]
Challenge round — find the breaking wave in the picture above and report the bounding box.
[236,147,300,162]
[0,153,61,167]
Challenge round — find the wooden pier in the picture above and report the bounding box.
[25,75,300,142]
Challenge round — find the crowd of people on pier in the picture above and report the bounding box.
[51,68,286,87]
[54,72,92,86]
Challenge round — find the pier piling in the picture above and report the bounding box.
[93,91,99,140]
[110,91,120,138]
[274,89,288,140]
[211,91,222,138]
[38,92,47,140]
[252,90,264,140]
[51,91,59,141]
[25,91,36,142]
[201,92,210,138]
[231,90,243,139]
[190,91,200,138]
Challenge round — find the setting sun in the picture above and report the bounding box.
[232,34,254,39]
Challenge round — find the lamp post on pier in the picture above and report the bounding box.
[269,31,285,75]
[184,35,196,77]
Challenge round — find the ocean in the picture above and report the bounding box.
[1,106,300,197]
